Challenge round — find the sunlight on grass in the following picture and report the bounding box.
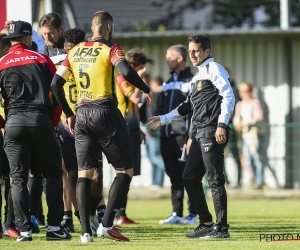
[1,197,300,249]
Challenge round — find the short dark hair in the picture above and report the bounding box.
[91,11,113,33]
[63,28,86,44]
[188,34,211,50]
[0,33,11,49]
[126,48,154,68]
[39,12,62,29]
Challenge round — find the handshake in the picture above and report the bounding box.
[146,116,161,130]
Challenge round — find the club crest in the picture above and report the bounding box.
[196,81,202,91]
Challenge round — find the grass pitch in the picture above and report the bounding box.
[1,197,300,250]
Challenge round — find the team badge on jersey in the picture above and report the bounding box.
[197,81,202,91]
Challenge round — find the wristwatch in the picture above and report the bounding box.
[217,122,227,129]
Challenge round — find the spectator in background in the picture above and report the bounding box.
[224,67,242,188]
[233,82,267,189]
[141,74,165,188]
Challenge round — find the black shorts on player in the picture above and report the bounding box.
[57,122,77,172]
[75,106,133,172]
[57,122,104,172]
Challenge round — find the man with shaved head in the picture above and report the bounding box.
[51,11,152,243]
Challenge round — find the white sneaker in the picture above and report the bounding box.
[80,233,93,243]
[16,230,32,242]
[158,212,184,225]
[97,223,130,241]
[90,215,99,236]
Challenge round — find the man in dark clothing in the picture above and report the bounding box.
[39,13,65,57]
[3,16,65,229]
[147,34,235,239]
[0,20,71,242]
[38,12,78,231]
[157,44,196,225]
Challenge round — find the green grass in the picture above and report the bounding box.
[1,197,300,249]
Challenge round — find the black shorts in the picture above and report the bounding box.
[57,122,103,171]
[75,106,133,171]
[0,133,10,179]
[57,122,77,172]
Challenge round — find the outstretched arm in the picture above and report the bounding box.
[110,44,152,105]
[147,92,192,130]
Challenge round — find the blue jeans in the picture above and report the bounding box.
[146,135,165,187]
[242,134,265,186]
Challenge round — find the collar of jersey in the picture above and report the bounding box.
[197,57,214,70]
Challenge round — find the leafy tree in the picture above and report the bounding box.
[150,0,300,30]
[150,0,207,30]
[211,0,262,28]
[211,0,300,28]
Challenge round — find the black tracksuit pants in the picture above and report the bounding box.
[4,126,63,232]
[161,135,196,217]
[182,129,229,227]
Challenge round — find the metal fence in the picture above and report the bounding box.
[224,123,300,189]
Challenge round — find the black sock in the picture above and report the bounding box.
[101,173,131,227]
[37,201,45,225]
[115,196,127,218]
[64,210,73,219]
[76,178,92,235]
[63,210,73,226]
[90,196,102,216]
[96,204,106,223]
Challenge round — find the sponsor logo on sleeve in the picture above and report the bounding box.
[115,50,125,58]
